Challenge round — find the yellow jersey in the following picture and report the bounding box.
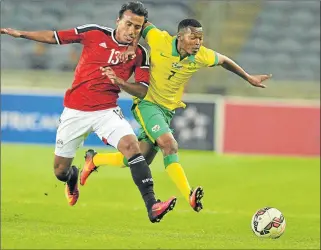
[140,25,219,111]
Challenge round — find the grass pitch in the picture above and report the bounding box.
[1,144,320,249]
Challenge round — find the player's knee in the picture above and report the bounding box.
[118,136,140,158]
[126,140,141,156]
[159,138,178,155]
[54,163,71,182]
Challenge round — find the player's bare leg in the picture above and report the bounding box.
[157,132,204,212]
[139,141,158,166]
[54,156,79,206]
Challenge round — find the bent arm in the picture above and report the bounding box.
[126,21,153,52]
[119,81,148,99]
[130,21,153,48]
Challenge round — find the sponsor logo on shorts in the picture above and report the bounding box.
[56,139,63,148]
[152,124,160,132]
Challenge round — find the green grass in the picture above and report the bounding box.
[1,144,320,249]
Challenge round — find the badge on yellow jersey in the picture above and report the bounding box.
[172,62,183,69]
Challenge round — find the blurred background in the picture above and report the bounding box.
[1,0,320,99]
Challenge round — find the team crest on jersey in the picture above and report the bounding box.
[172,62,183,69]
[187,61,197,70]
[152,124,160,132]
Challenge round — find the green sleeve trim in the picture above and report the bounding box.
[142,25,156,39]
[209,52,219,67]
[164,154,179,168]
[123,157,129,167]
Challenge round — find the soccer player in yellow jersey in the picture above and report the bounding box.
[81,19,271,212]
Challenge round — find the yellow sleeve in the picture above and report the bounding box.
[201,47,219,67]
[142,25,165,48]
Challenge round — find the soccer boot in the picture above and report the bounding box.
[80,149,98,186]
[64,166,79,206]
[189,186,204,212]
[148,196,177,223]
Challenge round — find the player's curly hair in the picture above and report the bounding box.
[119,1,148,23]
[178,19,202,32]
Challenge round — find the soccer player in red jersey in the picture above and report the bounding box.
[1,2,176,223]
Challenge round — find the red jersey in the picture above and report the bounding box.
[54,24,150,111]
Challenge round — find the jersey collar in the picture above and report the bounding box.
[112,30,129,46]
[172,37,195,62]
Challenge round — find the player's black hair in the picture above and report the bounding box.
[178,19,202,32]
[119,1,148,22]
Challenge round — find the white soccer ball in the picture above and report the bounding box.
[251,207,286,239]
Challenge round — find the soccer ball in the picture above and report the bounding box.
[251,207,286,239]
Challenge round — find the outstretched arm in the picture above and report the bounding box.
[216,52,272,88]
[1,28,57,44]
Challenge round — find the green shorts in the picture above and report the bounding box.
[132,100,175,152]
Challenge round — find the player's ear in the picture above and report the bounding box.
[116,17,120,25]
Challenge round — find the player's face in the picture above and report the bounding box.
[116,10,145,44]
[179,27,204,55]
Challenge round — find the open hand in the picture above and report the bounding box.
[100,67,125,86]
[247,74,272,88]
[1,28,22,38]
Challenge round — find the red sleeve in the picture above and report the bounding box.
[54,28,85,45]
[134,45,150,87]
[54,24,113,46]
